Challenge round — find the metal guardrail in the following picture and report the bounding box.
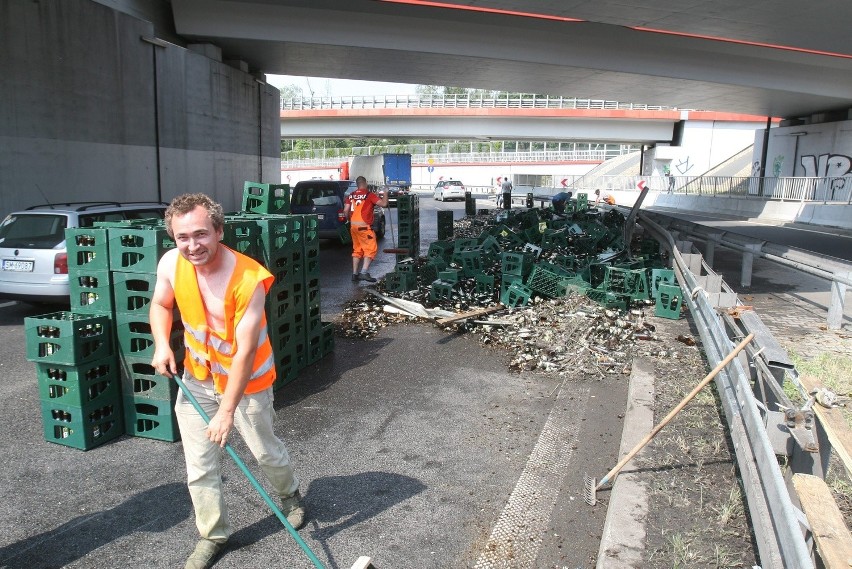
[580,175,852,204]
[280,94,674,111]
[281,150,615,169]
[639,212,813,569]
[641,212,852,329]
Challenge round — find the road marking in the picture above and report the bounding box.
[0,301,17,309]
[474,385,589,569]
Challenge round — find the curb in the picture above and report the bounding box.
[596,358,656,568]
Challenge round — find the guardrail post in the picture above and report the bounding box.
[827,271,850,330]
[741,243,762,288]
[705,233,722,268]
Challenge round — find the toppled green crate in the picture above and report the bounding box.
[501,251,534,277]
[385,271,418,293]
[527,263,574,298]
[501,282,533,308]
[474,273,496,296]
[655,283,683,319]
[603,266,650,301]
[430,280,457,302]
[651,268,676,298]
[585,288,631,311]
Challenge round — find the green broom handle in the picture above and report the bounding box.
[173,374,325,569]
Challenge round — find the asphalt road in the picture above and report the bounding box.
[0,194,622,569]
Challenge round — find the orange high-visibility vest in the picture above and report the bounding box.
[174,247,276,394]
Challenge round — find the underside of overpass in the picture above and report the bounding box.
[169,0,852,119]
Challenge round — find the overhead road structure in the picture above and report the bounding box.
[170,0,852,119]
[278,95,772,142]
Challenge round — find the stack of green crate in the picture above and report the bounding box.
[396,194,420,261]
[107,222,182,442]
[25,311,122,450]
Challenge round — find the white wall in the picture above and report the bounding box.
[648,120,763,176]
[754,120,852,178]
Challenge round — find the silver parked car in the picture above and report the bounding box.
[0,202,167,303]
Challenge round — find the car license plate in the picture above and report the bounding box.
[316,214,324,220]
[2,259,34,272]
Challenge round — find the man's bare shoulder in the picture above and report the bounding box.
[157,248,181,280]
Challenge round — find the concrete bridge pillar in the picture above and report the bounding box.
[827,272,850,330]
[740,243,762,288]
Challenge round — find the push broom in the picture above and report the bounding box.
[173,374,377,569]
[584,333,754,506]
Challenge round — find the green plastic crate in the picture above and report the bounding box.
[385,271,418,293]
[25,312,112,365]
[41,399,124,450]
[655,283,683,319]
[501,282,533,308]
[430,280,456,302]
[119,356,178,401]
[107,226,175,273]
[651,268,676,298]
[242,182,290,215]
[111,272,156,315]
[36,356,121,408]
[114,312,183,361]
[65,227,110,271]
[501,251,533,277]
[123,396,180,442]
[437,210,454,240]
[68,270,114,315]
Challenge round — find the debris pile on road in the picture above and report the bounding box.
[339,200,682,362]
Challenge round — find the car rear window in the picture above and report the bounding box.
[447,181,463,186]
[292,184,341,207]
[0,214,68,249]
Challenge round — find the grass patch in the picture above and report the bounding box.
[791,351,852,428]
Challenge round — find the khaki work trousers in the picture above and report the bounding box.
[174,374,300,543]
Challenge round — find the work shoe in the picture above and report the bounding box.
[281,490,305,529]
[351,273,360,282]
[358,272,377,283]
[185,538,225,569]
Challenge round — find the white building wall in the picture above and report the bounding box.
[754,120,852,178]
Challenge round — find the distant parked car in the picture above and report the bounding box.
[434,180,466,201]
[383,185,409,207]
[0,202,167,303]
[289,180,385,241]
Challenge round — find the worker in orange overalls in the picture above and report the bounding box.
[344,176,389,282]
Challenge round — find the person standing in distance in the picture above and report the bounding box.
[149,193,304,569]
[344,175,389,282]
[500,175,513,210]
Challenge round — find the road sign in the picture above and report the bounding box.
[561,178,568,187]
[427,166,434,173]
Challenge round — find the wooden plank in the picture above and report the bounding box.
[792,474,852,569]
[436,305,505,326]
[799,374,852,476]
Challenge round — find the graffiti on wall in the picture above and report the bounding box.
[674,157,694,175]
[801,153,852,178]
[801,153,852,198]
[773,155,784,177]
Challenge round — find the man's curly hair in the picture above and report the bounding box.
[164,193,225,238]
